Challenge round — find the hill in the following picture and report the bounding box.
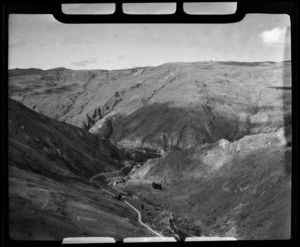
[8,98,151,240]
[121,126,291,240]
[9,68,44,77]
[8,61,292,240]
[8,61,291,152]
[9,98,122,179]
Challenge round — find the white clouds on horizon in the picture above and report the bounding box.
[70,57,97,67]
[259,26,290,47]
[8,14,291,70]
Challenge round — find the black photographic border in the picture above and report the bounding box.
[1,1,298,246]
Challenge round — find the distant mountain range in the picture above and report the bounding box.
[9,61,291,152]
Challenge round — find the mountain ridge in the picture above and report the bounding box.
[9,60,291,153]
[8,60,291,72]
[8,59,292,240]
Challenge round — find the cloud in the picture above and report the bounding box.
[259,26,290,46]
[9,37,26,47]
[70,57,97,67]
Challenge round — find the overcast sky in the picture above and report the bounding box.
[9,4,291,70]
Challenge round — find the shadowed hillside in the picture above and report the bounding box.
[8,98,152,240]
[9,98,122,179]
[8,60,292,240]
[9,61,291,152]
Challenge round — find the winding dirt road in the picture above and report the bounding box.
[90,175,163,237]
[89,171,120,182]
[124,201,163,237]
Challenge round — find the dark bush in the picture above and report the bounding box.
[152,182,162,190]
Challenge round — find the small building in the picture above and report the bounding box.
[152,182,162,190]
[112,194,122,200]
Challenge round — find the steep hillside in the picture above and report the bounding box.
[8,98,151,240]
[120,126,291,240]
[9,61,291,152]
[8,59,292,240]
[9,98,122,179]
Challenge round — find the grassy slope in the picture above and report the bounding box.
[9,165,151,240]
[9,98,122,178]
[9,61,292,151]
[8,98,151,240]
[8,61,292,240]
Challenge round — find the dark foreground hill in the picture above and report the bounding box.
[9,98,122,179]
[8,98,151,240]
[9,61,291,152]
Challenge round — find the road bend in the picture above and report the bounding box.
[90,174,163,237]
[89,171,119,183]
[124,200,163,237]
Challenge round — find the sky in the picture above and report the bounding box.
[8,4,291,70]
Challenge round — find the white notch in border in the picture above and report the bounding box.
[123,237,177,243]
[122,3,177,15]
[184,2,237,15]
[62,237,116,244]
[185,236,237,241]
[62,4,116,15]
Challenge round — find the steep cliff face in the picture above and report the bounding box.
[9,61,291,152]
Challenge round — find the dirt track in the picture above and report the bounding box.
[90,174,163,237]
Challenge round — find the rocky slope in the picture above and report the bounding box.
[9,61,291,152]
[121,126,291,240]
[8,61,292,240]
[8,98,151,240]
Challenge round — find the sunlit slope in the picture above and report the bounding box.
[124,126,292,240]
[9,61,291,151]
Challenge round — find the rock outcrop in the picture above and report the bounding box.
[89,118,113,139]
